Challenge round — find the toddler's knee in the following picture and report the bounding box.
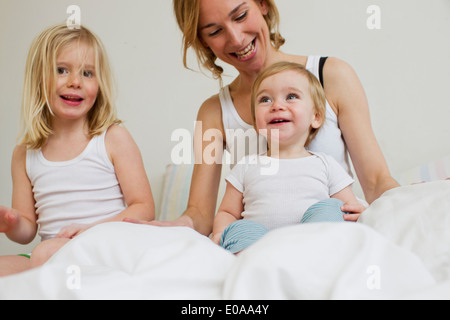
[301,198,346,224]
[221,220,268,254]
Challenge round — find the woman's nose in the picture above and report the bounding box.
[226,27,244,48]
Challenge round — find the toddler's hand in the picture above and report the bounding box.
[341,202,366,222]
[0,206,20,233]
[211,232,222,246]
[56,223,91,239]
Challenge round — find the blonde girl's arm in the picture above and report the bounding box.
[55,126,156,239]
[211,182,244,245]
[103,125,155,223]
[323,58,399,204]
[2,145,38,244]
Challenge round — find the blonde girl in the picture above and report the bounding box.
[0,23,155,276]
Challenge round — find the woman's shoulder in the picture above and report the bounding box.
[322,57,358,83]
[198,93,221,115]
[197,93,224,130]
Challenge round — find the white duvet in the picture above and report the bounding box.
[1,180,449,299]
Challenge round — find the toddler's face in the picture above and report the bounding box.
[254,70,321,147]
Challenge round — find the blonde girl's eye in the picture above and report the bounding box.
[57,67,68,75]
[82,70,94,78]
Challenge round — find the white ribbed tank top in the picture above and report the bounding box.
[26,129,126,241]
[219,55,352,176]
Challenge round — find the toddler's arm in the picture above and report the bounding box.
[211,182,244,244]
[331,186,366,221]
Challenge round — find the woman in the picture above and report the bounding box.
[142,0,399,236]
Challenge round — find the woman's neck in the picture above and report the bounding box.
[231,49,288,94]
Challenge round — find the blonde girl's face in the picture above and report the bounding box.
[50,41,99,123]
[254,70,322,148]
[198,0,271,74]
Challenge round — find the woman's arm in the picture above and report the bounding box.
[182,96,226,235]
[323,57,400,204]
[124,96,226,236]
[2,145,38,244]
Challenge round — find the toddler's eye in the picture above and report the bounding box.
[287,93,299,100]
[259,96,272,103]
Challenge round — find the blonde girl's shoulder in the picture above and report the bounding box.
[104,124,139,162]
[12,144,28,165]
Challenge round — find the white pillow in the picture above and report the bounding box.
[396,155,450,185]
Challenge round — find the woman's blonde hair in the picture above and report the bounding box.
[19,23,121,149]
[251,61,326,147]
[173,0,285,81]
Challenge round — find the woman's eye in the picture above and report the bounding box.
[235,11,248,21]
[208,29,221,37]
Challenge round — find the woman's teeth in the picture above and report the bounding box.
[235,41,255,59]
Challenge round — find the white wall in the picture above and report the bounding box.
[1,0,449,254]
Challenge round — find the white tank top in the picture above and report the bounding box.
[26,129,126,241]
[219,55,352,176]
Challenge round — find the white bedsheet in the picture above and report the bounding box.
[0,180,449,300]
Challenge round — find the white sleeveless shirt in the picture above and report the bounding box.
[26,129,126,241]
[219,55,352,176]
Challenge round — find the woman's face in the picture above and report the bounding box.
[198,0,271,74]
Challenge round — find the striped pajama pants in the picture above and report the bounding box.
[220,198,350,253]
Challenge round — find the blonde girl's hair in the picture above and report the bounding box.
[173,0,285,81]
[19,23,121,149]
[250,61,326,147]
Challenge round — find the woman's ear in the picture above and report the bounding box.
[257,0,269,15]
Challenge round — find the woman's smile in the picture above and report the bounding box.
[232,38,257,61]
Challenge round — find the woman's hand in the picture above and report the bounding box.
[341,202,366,222]
[123,214,195,229]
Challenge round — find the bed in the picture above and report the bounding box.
[0,156,449,300]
